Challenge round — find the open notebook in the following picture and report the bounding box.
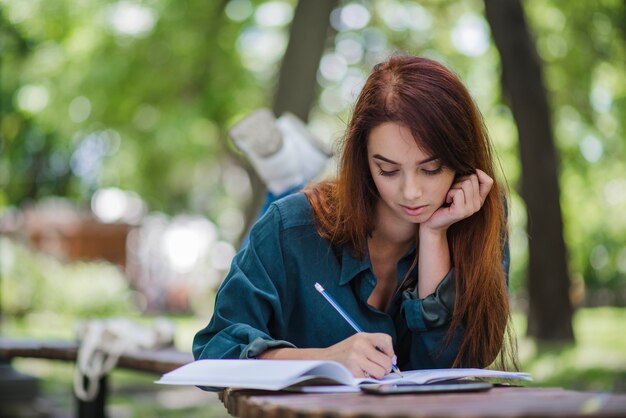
[156,359,531,391]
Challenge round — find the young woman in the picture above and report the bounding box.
[193,55,517,379]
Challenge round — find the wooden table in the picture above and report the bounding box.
[220,386,626,418]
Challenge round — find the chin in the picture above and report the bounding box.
[397,212,427,225]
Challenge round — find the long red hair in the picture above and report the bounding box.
[304,55,517,369]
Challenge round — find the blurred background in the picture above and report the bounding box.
[1,0,625,416]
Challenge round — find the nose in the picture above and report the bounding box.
[402,173,422,201]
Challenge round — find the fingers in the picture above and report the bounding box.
[448,177,475,214]
[343,333,395,379]
[462,173,480,212]
[362,333,395,379]
[369,333,394,358]
[475,168,494,201]
[424,169,494,232]
[361,359,388,379]
[450,169,493,212]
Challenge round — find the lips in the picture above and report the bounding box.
[400,204,428,217]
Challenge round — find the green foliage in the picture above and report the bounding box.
[1,238,137,321]
[1,0,626,297]
[0,0,266,217]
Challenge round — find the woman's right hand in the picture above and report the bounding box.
[322,333,396,379]
[258,332,396,379]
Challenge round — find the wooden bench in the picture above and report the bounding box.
[0,337,193,418]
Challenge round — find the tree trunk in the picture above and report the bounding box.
[484,0,574,341]
[272,0,338,122]
[240,0,338,245]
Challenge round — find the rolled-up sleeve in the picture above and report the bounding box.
[400,235,510,369]
[400,269,462,368]
[192,205,296,360]
[242,337,295,358]
[401,268,456,331]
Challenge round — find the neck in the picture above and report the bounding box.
[370,200,417,256]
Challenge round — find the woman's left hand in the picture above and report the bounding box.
[422,168,493,232]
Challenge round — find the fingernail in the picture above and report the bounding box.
[391,355,397,365]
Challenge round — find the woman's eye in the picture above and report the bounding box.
[422,166,444,176]
[378,168,398,177]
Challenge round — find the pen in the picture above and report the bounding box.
[314,282,403,377]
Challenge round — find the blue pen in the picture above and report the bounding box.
[314,282,403,377]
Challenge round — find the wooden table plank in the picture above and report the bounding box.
[222,386,626,418]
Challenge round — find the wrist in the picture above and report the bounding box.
[419,225,448,242]
[417,226,451,298]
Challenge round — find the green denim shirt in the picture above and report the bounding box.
[193,193,507,370]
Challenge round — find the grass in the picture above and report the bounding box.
[514,307,626,393]
[2,307,625,417]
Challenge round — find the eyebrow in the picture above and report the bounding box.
[372,154,438,165]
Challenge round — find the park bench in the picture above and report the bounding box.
[0,336,193,418]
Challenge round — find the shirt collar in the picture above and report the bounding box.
[337,241,418,287]
[338,245,371,286]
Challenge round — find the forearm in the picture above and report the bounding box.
[257,347,327,360]
[417,227,451,298]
